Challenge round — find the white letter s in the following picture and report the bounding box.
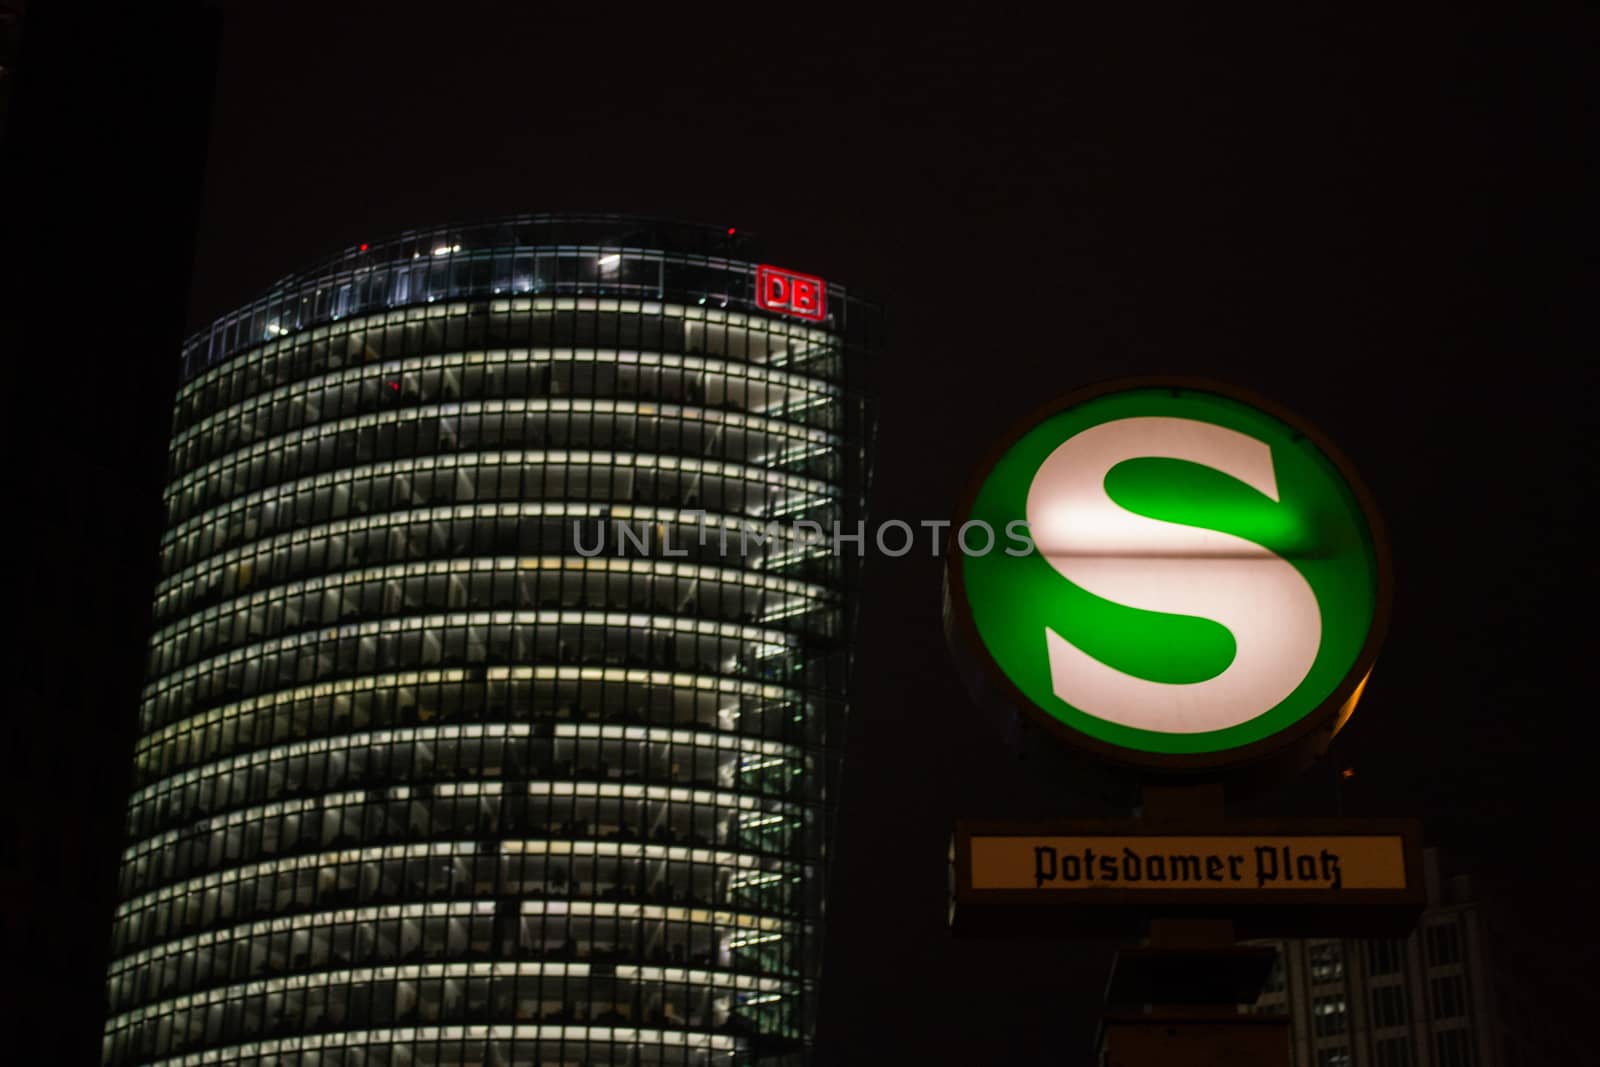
[1025,416,1320,734]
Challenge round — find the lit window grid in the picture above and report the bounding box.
[131,668,815,798]
[111,251,870,1067]
[122,1025,750,1067]
[151,508,840,645]
[177,299,853,447]
[109,900,797,1004]
[166,351,843,509]
[160,303,857,543]
[167,393,841,490]
[134,601,838,739]
[164,396,842,534]
[161,424,842,551]
[135,537,842,724]
[119,742,815,889]
[121,725,817,896]
[146,559,835,685]
[112,838,807,948]
[145,329,857,723]
[143,504,847,679]
[170,313,846,458]
[164,432,843,534]
[133,657,814,784]
[114,646,832,1030]
[106,891,811,1061]
[157,453,841,582]
[118,782,806,888]
[116,777,812,908]
[144,611,806,707]
[108,961,798,1042]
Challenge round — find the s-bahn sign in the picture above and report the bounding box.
[944,378,1392,778]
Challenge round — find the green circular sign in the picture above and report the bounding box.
[945,379,1391,775]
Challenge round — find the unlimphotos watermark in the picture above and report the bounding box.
[573,513,1035,558]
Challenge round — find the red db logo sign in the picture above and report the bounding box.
[756,264,827,321]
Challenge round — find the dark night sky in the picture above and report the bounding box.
[10,3,1597,1062]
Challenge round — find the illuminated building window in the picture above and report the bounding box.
[1309,940,1344,983]
[1312,994,1348,1037]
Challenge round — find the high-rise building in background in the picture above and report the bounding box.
[1251,849,1580,1067]
[101,215,878,1067]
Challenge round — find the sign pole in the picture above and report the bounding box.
[1094,782,1292,1066]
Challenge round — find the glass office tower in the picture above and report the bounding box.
[102,215,877,1067]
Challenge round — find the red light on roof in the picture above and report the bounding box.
[727,227,736,236]
[359,243,369,252]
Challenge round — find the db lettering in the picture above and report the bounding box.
[756,265,827,321]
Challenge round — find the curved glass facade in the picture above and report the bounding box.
[104,215,877,1067]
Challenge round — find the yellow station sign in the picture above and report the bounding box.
[970,833,1409,892]
[951,820,1424,937]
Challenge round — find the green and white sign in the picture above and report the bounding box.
[946,379,1390,772]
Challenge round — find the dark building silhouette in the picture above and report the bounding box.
[2,4,219,1062]
[0,2,24,137]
